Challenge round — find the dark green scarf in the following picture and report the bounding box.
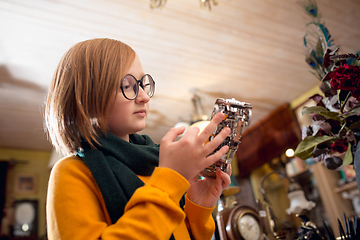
[76,133,185,239]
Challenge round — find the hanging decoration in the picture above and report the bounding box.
[150,0,218,10]
[150,0,167,9]
[199,0,218,10]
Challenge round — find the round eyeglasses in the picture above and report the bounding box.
[120,74,155,100]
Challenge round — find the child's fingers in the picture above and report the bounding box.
[228,164,232,176]
[202,127,230,156]
[196,112,225,143]
[181,125,200,139]
[216,168,231,190]
[203,144,229,167]
[161,126,185,145]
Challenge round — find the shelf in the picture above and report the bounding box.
[334,181,358,194]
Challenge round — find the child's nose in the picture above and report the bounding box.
[135,86,150,103]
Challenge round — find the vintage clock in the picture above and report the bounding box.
[217,205,263,240]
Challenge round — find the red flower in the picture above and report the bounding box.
[329,64,360,100]
[352,89,360,100]
[330,139,348,153]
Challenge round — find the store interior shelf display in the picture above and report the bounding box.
[285,157,360,237]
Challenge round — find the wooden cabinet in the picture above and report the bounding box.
[236,103,300,178]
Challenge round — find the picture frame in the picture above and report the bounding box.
[14,173,38,194]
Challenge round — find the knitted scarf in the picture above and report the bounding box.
[76,133,184,239]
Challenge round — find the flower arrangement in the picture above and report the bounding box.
[294,0,360,170]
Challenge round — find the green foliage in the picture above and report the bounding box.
[302,106,341,121]
[295,135,336,160]
[343,143,353,165]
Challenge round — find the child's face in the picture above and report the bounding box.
[106,55,150,141]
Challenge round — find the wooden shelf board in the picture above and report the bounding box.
[334,181,358,194]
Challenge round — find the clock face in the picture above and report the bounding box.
[237,213,261,240]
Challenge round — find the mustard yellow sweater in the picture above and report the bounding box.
[46,156,215,239]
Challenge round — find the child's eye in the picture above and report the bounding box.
[122,79,133,91]
[123,83,131,90]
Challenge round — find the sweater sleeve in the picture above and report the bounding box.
[184,195,216,240]
[102,167,190,239]
[46,157,190,240]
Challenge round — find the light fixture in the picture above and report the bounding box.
[13,200,38,237]
[199,0,218,10]
[174,93,210,137]
[190,93,210,124]
[149,0,218,10]
[260,170,316,238]
[285,148,295,158]
[190,120,210,133]
[260,170,315,215]
[174,122,190,138]
[285,182,316,215]
[150,0,167,9]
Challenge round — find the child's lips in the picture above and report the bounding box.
[134,109,146,117]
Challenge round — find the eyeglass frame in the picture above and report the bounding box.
[120,74,155,100]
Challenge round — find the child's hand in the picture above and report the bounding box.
[159,112,230,181]
[187,166,232,208]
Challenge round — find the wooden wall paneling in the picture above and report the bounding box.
[1,0,360,151]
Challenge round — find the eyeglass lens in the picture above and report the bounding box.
[121,74,155,100]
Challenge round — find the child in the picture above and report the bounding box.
[45,38,232,240]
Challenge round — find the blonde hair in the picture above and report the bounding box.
[45,38,136,155]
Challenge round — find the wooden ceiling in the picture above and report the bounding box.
[1,0,359,152]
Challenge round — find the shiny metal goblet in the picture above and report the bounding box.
[199,98,252,178]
